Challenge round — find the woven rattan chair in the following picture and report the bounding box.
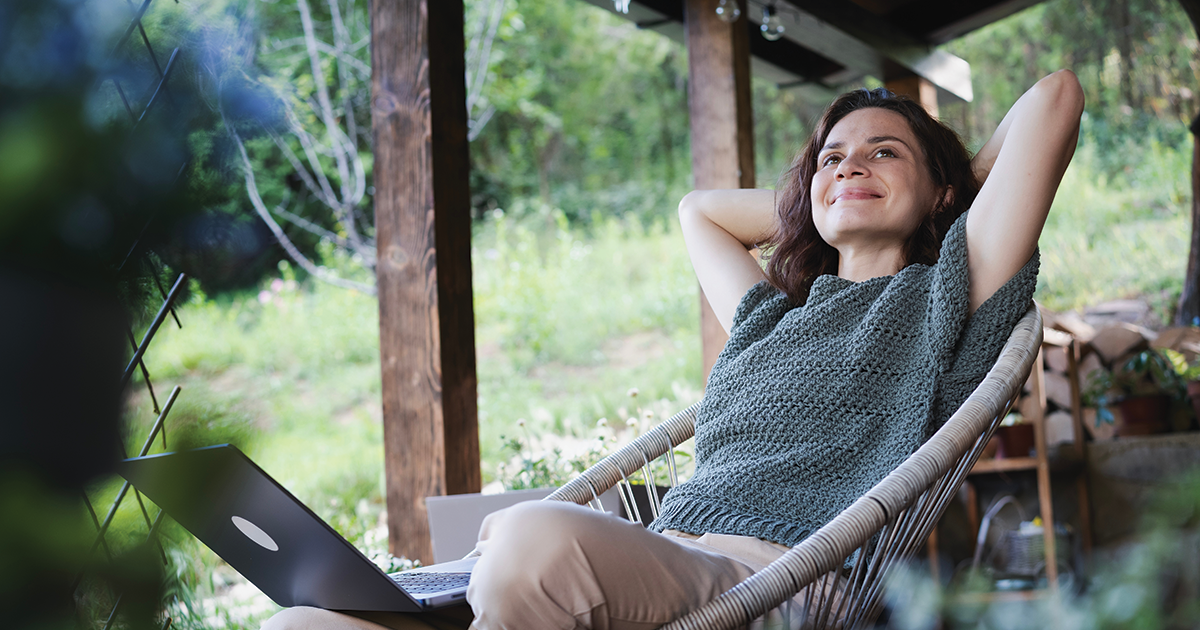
[543,305,1043,630]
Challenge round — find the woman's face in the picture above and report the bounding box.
[810,107,942,255]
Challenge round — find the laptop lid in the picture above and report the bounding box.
[120,444,424,613]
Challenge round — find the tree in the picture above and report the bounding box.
[214,0,505,294]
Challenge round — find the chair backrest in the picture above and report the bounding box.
[546,306,1043,630]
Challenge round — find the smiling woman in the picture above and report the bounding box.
[260,71,1084,630]
[810,108,951,282]
[682,72,1083,332]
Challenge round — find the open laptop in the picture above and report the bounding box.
[120,444,475,612]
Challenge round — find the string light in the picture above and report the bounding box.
[715,0,741,24]
[760,3,785,41]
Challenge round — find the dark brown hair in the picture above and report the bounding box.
[764,88,979,305]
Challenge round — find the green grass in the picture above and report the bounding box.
[102,212,703,628]
[1036,140,1190,315]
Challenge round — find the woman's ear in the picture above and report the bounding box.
[938,186,955,212]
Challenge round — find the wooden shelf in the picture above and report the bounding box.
[970,456,1038,474]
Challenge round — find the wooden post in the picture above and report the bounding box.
[684,0,755,380]
[371,0,481,564]
[1028,348,1059,589]
[885,73,939,119]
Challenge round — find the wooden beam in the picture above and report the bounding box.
[371,0,481,565]
[684,0,755,380]
[885,72,939,119]
[783,0,974,102]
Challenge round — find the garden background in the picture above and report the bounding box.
[90,0,1198,626]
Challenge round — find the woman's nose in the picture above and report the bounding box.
[835,155,867,179]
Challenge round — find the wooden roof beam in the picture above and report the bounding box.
[582,0,971,101]
[778,0,973,101]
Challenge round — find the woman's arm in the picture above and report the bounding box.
[965,69,1084,313]
[678,189,775,333]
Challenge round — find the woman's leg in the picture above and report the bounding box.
[466,501,758,630]
[261,604,473,630]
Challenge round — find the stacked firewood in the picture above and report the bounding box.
[1038,307,1200,442]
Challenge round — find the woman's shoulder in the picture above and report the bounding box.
[730,280,790,331]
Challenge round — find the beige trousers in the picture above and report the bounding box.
[262,501,833,630]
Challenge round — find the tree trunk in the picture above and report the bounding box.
[1176,0,1200,326]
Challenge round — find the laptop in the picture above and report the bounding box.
[120,444,475,612]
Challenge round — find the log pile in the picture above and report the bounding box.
[1036,306,1200,442]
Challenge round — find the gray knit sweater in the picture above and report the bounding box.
[650,213,1039,547]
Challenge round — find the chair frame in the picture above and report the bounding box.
[544,306,1044,630]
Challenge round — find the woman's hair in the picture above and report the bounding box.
[764,88,979,305]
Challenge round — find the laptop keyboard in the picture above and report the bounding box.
[390,571,471,595]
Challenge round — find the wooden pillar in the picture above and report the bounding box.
[684,0,755,380]
[885,73,939,119]
[370,0,481,564]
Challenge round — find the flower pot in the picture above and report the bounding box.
[996,423,1035,459]
[1188,381,1200,429]
[1115,394,1171,436]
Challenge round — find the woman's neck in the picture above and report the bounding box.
[836,243,905,282]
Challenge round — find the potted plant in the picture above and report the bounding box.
[1166,350,1200,430]
[1083,348,1188,436]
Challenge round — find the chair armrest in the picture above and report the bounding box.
[545,401,702,506]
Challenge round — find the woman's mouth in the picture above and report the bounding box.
[834,188,882,202]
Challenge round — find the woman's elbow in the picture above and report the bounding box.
[1041,69,1085,118]
[677,190,706,222]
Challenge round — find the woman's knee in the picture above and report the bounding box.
[468,502,615,619]
[475,501,600,575]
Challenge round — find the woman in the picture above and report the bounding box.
[264,70,1083,630]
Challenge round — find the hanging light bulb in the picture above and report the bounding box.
[715,0,741,23]
[613,0,631,13]
[760,4,785,41]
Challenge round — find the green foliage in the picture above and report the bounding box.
[1083,349,1191,425]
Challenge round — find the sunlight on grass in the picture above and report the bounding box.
[1036,141,1190,314]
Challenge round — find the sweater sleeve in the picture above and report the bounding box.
[730,280,781,333]
[928,213,1040,427]
[925,213,974,374]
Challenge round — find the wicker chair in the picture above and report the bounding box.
[543,306,1043,630]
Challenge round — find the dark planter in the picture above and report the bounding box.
[1115,394,1171,436]
[996,423,1035,459]
[617,484,671,526]
[1188,381,1200,428]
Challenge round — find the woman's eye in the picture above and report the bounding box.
[822,155,841,166]
[874,148,896,158]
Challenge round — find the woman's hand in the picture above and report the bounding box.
[965,69,1084,313]
[678,189,775,333]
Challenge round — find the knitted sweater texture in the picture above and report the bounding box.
[650,213,1039,547]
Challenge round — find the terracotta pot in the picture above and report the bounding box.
[996,423,1035,458]
[1115,394,1171,436]
[1188,381,1200,429]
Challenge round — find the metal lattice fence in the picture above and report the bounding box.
[76,1,189,628]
